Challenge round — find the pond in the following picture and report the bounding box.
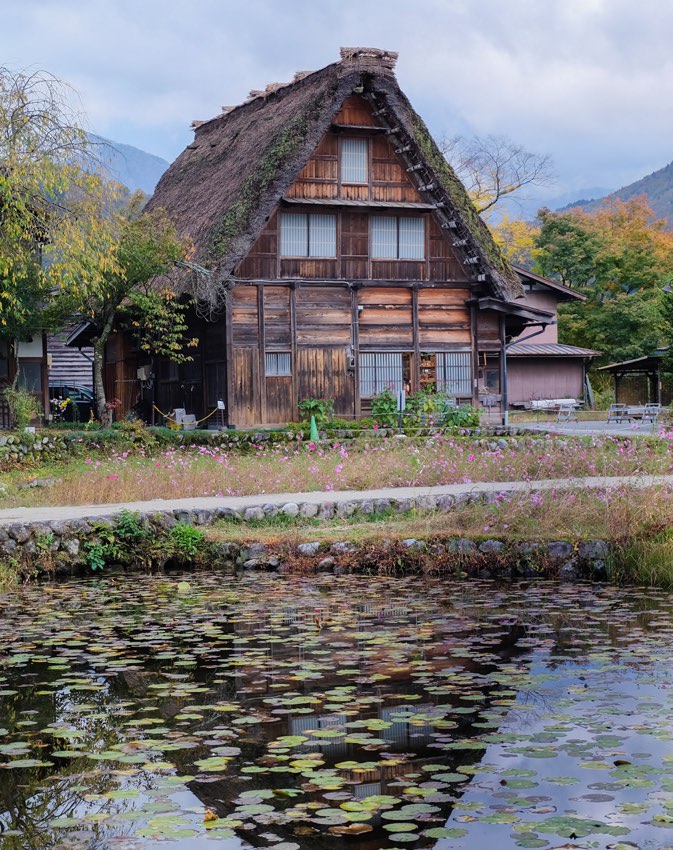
[0,573,672,850]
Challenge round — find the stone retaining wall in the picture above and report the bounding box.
[0,433,69,470]
[0,490,611,583]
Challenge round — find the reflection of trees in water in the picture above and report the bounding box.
[0,666,157,850]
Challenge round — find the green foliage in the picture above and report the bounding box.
[535,199,673,364]
[298,397,334,426]
[559,290,666,364]
[404,390,450,426]
[0,66,97,338]
[371,389,399,427]
[84,541,107,572]
[127,290,197,362]
[369,390,481,431]
[115,510,145,541]
[170,523,206,559]
[4,383,41,429]
[443,404,482,428]
[83,514,211,573]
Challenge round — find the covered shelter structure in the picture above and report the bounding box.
[598,347,670,405]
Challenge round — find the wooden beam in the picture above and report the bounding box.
[257,284,266,424]
[412,284,420,392]
[290,284,298,421]
[352,286,361,420]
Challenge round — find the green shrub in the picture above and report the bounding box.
[371,389,399,428]
[115,510,146,541]
[444,404,481,428]
[298,397,334,426]
[170,523,206,559]
[4,384,41,430]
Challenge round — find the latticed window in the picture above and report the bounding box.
[371,216,425,259]
[265,352,291,377]
[341,138,368,184]
[279,213,336,257]
[436,351,472,396]
[359,352,407,397]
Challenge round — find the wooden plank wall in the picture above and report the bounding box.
[104,332,138,419]
[238,214,467,284]
[226,93,483,427]
[297,347,355,419]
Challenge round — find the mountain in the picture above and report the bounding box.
[88,135,169,195]
[492,186,613,222]
[561,161,673,226]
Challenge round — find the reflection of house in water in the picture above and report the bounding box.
[185,597,526,849]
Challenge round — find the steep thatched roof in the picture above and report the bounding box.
[147,47,523,305]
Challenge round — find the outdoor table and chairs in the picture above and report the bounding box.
[608,402,661,424]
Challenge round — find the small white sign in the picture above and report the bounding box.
[217,400,226,410]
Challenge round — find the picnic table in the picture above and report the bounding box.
[608,403,661,424]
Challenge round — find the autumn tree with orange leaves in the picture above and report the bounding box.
[534,197,673,363]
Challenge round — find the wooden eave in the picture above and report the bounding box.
[281,197,437,210]
[330,123,388,133]
[514,266,586,302]
[473,297,555,325]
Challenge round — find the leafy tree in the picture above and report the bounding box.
[54,186,194,424]
[534,197,673,363]
[0,65,99,341]
[440,133,554,217]
[491,213,540,268]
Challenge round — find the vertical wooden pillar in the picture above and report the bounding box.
[225,290,234,428]
[412,284,420,392]
[351,284,361,420]
[257,283,266,424]
[470,301,479,407]
[290,283,298,420]
[499,317,507,425]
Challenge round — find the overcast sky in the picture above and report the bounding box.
[3,0,673,203]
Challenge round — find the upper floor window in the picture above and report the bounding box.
[371,216,425,260]
[279,213,337,258]
[341,137,368,184]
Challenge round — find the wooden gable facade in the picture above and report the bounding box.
[91,48,554,428]
[221,94,477,427]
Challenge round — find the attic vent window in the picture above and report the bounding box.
[341,138,368,184]
[280,213,336,258]
[371,216,425,260]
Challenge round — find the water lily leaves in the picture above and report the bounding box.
[4,574,673,849]
[424,826,469,838]
[329,823,373,835]
[2,758,54,768]
[383,822,418,832]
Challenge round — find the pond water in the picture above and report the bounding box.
[0,573,672,850]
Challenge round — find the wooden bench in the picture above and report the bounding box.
[607,404,629,423]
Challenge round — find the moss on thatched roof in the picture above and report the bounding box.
[147,48,522,305]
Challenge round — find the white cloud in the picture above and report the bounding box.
[2,0,673,194]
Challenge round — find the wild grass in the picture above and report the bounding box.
[206,484,673,548]
[1,433,672,508]
[612,534,673,588]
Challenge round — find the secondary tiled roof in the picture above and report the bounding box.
[507,343,600,357]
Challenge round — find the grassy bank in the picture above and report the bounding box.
[2,431,673,508]
[204,484,673,545]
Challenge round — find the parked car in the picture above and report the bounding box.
[49,384,94,423]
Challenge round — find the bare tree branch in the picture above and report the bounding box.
[440,133,555,216]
